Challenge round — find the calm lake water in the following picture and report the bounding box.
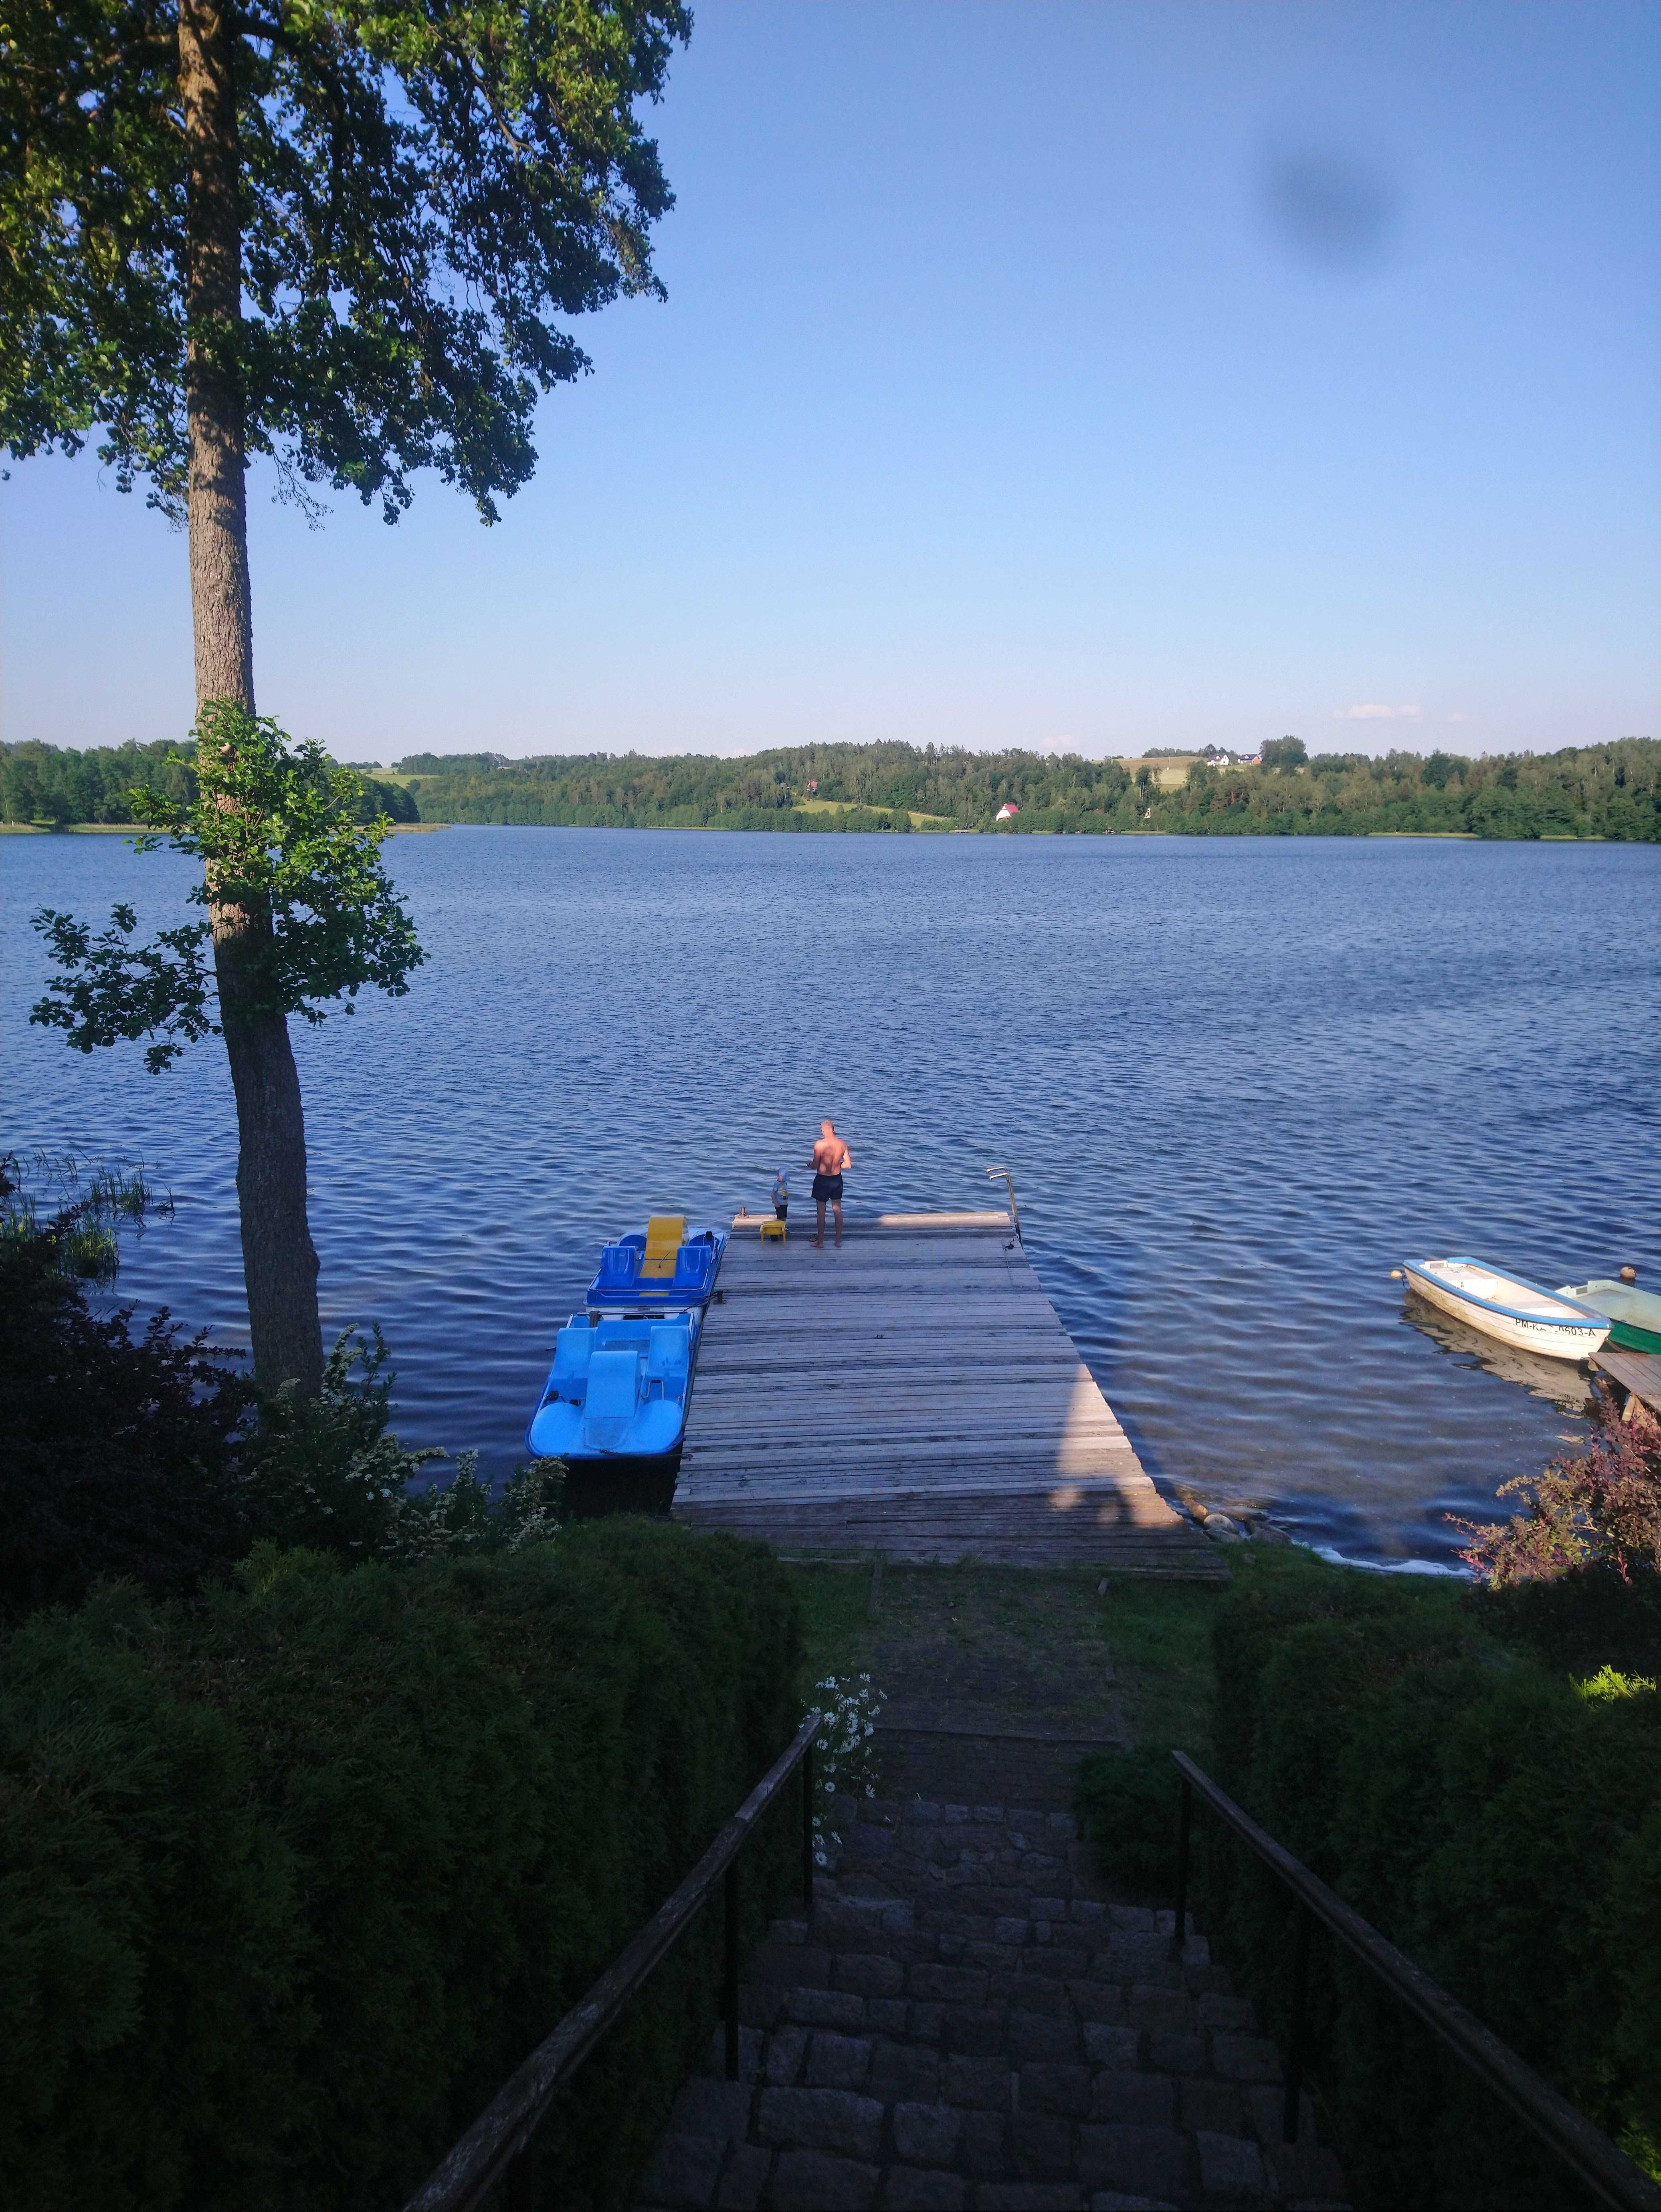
[4,825,1658,1568]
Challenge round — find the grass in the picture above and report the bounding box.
[786,1556,1224,1760]
[790,799,957,829]
[1114,756,1202,790]
[0,820,140,835]
[784,1542,1471,1776]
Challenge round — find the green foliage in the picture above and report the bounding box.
[0,0,689,524]
[245,1325,443,1559]
[1205,1565,1661,2207]
[386,736,1660,839]
[0,737,194,824]
[29,902,216,1073]
[0,1525,802,2210]
[0,737,416,829]
[130,702,425,1022]
[1452,1395,1661,1587]
[0,1193,561,1617]
[805,1674,885,1865]
[17,734,1658,839]
[253,1325,566,1564]
[1479,1563,1661,1681]
[28,704,423,1070]
[0,1150,171,1285]
[396,751,511,775]
[1074,1744,1181,1892]
[346,773,419,825]
[0,1197,257,1621]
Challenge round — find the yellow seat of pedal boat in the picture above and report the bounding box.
[639,1214,687,1279]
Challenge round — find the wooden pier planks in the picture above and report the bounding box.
[1592,1345,1661,1418]
[672,1211,1223,1575]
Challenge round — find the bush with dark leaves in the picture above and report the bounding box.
[0,1221,255,1617]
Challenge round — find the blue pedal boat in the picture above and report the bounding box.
[526,1216,728,1515]
[527,1312,702,1464]
[586,1215,728,1313]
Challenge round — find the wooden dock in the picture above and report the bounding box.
[672,1210,1222,1575]
[1592,1345,1661,1419]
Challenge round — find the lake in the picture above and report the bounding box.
[4,825,1657,1568]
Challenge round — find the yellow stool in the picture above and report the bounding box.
[759,1216,787,1243]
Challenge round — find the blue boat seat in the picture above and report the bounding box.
[585,1348,642,1420]
[647,1326,690,1390]
[592,1246,640,1296]
[549,1325,592,1388]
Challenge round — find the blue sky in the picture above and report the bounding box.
[3,0,1657,762]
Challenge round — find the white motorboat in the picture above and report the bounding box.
[1401,1257,1610,1362]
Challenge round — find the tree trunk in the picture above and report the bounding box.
[180,0,324,1397]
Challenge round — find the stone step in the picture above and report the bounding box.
[636,1794,1348,2212]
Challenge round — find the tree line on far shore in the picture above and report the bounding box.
[394,733,1659,839]
[0,738,418,829]
[7,733,1656,840]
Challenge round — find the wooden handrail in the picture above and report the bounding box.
[1171,1750,1661,2212]
[405,1713,821,2212]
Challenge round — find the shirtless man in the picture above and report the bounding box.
[809,1119,852,1247]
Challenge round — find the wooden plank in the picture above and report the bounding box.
[678,1477,1161,1506]
[688,1383,1130,1419]
[728,1221,1011,1238]
[673,1496,1227,1576]
[677,1465,1152,1494]
[1593,1346,1661,1414]
[665,1209,1218,1574]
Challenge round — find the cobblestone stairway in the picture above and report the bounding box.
[638,1793,1347,2212]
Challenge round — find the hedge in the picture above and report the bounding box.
[0,1520,801,2212]
[0,1220,256,1619]
[1203,1566,1661,2208]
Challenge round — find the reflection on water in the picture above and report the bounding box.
[3,826,1657,1569]
[1399,1292,1597,1414]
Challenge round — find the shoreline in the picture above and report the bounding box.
[1,817,450,837]
[4,819,1643,848]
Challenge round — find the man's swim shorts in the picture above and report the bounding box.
[812,1173,844,1203]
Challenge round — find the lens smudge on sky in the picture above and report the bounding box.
[1261,146,1398,270]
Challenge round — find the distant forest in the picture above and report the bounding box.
[0,739,418,827]
[5,735,1655,841]
[393,737,1657,840]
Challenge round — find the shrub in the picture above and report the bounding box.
[1074,1744,1180,1893]
[241,1324,436,1558]
[0,1522,802,2211]
[1205,1567,1661,2208]
[1452,1395,1661,1586]
[805,1673,884,1865]
[1478,1561,1661,1680]
[0,1212,567,1617]
[0,1210,256,1618]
